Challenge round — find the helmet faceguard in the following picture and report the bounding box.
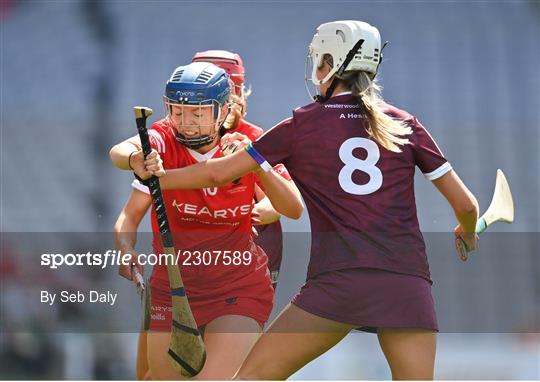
[307,20,382,86]
[164,62,231,149]
[165,102,228,149]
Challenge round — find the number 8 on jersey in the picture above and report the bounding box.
[338,137,382,195]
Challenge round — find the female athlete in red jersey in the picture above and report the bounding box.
[114,51,288,380]
[135,20,480,380]
[111,61,302,380]
[191,50,286,288]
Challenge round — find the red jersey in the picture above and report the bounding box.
[235,118,264,140]
[252,93,451,282]
[143,119,268,294]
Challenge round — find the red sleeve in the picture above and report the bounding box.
[148,125,167,154]
[410,117,452,180]
[235,119,263,141]
[252,117,295,167]
[254,163,293,192]
[272,164,292,181]
[147,121,179,169]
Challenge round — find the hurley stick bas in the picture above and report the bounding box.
[133,106,206,377]
[456,169,515,261]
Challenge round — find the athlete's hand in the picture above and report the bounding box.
[118,251,144,287]
[454,224,478,260]
[144,150,165,177]
[221,132,251,156]
[132,149,165,179]
[252,198,281,225]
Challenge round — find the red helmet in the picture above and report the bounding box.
[192,50,245,87]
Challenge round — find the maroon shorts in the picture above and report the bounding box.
[292,267,438,332]
[254,221,283,290]
[149,266,274,331]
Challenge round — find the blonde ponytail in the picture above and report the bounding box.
[323,55,412,152]
[342,71,411,152]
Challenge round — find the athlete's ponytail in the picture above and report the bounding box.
[323,55,411,153]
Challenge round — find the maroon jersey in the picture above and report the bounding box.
[236,119,284,285]
[252,93,451,281]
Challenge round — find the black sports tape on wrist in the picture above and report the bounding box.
[134,172,150,187]
[128,150,138,170]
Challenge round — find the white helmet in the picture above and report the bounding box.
[309,20,382,85]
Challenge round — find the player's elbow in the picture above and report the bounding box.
[109,145,121,167]
[288,207,304,220]
[279,201,304,220]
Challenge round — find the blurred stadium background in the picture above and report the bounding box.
[1,0,539,379]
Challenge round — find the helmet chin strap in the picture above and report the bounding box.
[314,38,365,103]
[173,106,231,150]
[173,132,215,150]
[374,41,389,78]
[218,106,233,137]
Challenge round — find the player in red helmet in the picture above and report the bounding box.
[115,51,288,380]
[134,20,479,380]
[111,62,302,380]
[192,49,285,290]
[115,52,288,379]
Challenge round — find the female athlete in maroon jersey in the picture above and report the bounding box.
[111,61,302,380]
[135,21,479,380]
[114,51,288,380]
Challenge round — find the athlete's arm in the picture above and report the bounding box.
[432,170,479,250]
[144,147,303,219]
[252,185,280,225]
[109,135,142,170]
[254,169,303,220]
[252,196,281,225]
[114,189,152,281]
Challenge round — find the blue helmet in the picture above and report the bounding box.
[165,62,230,119]
[164,62,231,149]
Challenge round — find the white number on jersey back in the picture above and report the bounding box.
[338,137,382,195]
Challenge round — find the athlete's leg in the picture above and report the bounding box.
[146,315,261,380]
[234,303,356,380]
[377,328,437,380]
[195,315,262,380]
[136,330,150,380]
[147,331,183,380]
